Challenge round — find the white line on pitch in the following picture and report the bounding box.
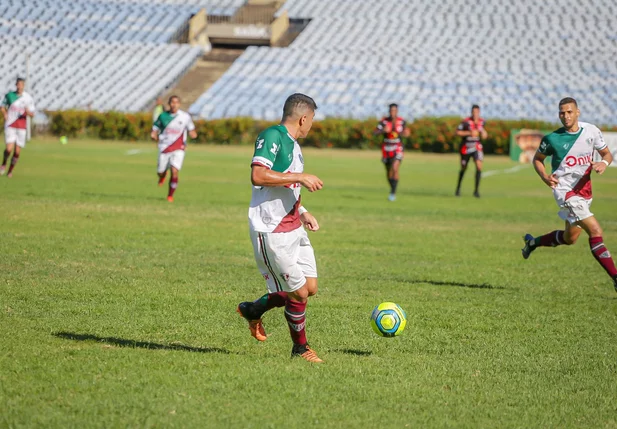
[482,164,530,178]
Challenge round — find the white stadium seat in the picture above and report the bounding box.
[191,0,617,124]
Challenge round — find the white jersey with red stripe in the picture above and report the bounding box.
[538,121,607,206]
[249,125,304,233]
[152,110,195,153]
[2,91,35,129]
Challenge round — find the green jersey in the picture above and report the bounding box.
[249,125,304,233]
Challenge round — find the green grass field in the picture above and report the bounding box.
[1,139,617,428]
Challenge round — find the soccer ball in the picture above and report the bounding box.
[371,302,407,337]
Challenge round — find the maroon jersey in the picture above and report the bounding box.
[376,116,406,159]
[458,117,485,155]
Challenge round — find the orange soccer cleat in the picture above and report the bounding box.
[166,196,174,203]
[236,303,267,342]
[291,344,323,363]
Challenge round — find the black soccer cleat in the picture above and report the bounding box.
[473,191,480,198]
[521,233,536,260]
[613,277,617,294]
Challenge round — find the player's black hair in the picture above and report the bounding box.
[471,104,480,111]
[282,93,317,119]
[559,97,578,108]
[16,77,25,83]
[389,103,398,109]
[168,95,180,104]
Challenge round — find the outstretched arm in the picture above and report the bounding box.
[251,165,323,192]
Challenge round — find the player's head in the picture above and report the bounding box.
[16,77,25,93]
[558,97,579,129]
[389,103,398,118]
[471,104,480,120]
[168,95,180,113]
[282,93,317,138]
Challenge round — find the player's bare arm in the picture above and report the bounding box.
[479,127,488,140]
[300,211,319,232]
[251,165,323,192]
[592,147,613,175]
[533,151,558,188]
[189,130,197,139]
[150,130,159,141]
[0,106,6,121]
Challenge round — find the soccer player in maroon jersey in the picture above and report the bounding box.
[374,103,410,201]
[455,104,488,197]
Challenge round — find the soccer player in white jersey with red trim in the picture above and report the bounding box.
[237,93,325,363]
[151,95,197,202]
[1,78,35,178]
[522,97,617,292]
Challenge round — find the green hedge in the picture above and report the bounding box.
[46,110,567,155]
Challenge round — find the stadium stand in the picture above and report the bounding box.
[190,0,617,124]
[0,0,222,112]
[0,0,200,43]
[0,35,203,112]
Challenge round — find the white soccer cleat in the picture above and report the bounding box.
[0,165,5,176]
[388,193,396,202]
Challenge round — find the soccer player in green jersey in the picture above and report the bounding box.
[1,78,35,178]
[522,98,617,292]
[237,93,325,363]
[151,96,197,202]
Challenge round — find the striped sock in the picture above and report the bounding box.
[252,291,287,318]
[284,299,307,345]
[168,177,178,197]
[8,154,19,174]
[534,230,566,248]
[2,149,10,166]
[589,236,617,278]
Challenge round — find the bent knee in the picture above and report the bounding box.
[306,278,318,297]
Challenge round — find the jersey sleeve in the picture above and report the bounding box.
[537,136,553,156]
[457,120,469,131]
[186,115,195,132]
[152,116,163,131]
[251,128,281,169]
[593,125,607,151]
[376,119,385,130]
[28,96,35,113]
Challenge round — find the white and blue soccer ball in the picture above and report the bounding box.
[371,302,407,337]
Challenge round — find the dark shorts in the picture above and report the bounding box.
[460,150,483,166]
[382,150,403,166]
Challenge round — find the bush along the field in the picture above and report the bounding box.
[46,110,566,154]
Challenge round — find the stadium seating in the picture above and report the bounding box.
[191,0,617,124]
[0,0,243,112]
[0,35,203,112]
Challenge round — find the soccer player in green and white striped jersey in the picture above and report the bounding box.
[151,95,197,202]
[237,94,325,363]
[522,97,617,292]
[1,78,35,178]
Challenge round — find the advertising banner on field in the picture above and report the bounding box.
[509,129,552,163]
[510,129,617,167]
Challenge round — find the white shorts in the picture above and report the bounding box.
[5,127,27,148]
[250,226,317,293]
[157,150,185,173]
[558,196,594,225]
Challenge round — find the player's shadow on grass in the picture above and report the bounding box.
[53,332,230,354]
[389,277,502,290]
[333,348,372,356]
